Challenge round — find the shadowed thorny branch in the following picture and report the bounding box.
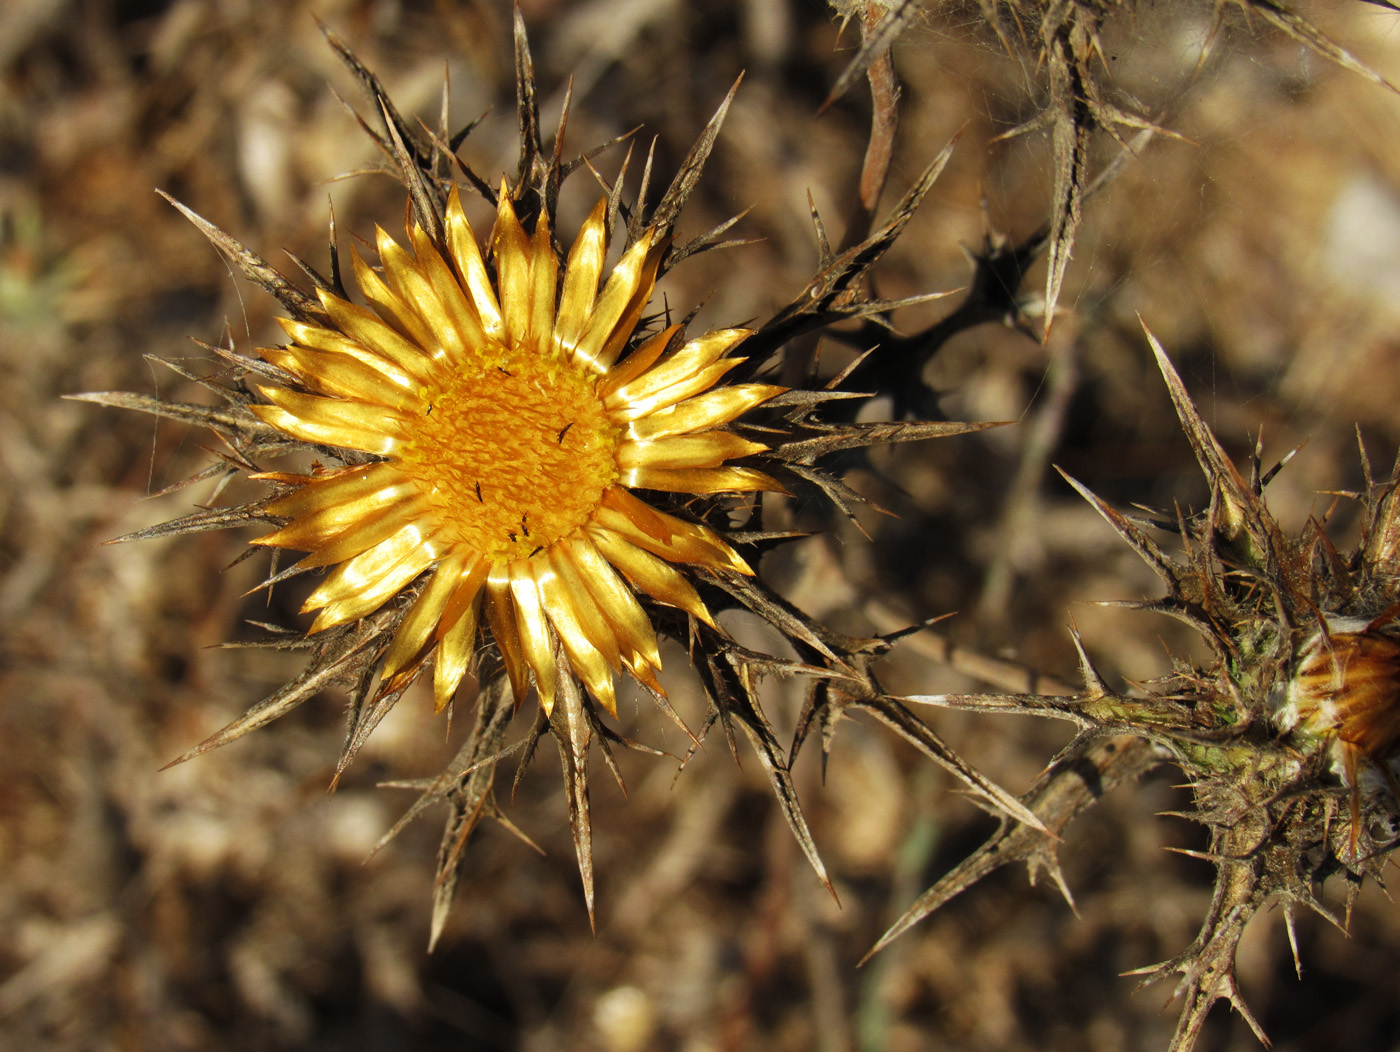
[829,0,1398,341]
[818,4,1400,1049]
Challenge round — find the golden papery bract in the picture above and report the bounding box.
[1288,622,1400,769]
[1283,615,1400,856]
[251,188,783,716]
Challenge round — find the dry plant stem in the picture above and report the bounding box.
[865,733,1160,958]
[827,124,1153,424]
[1036,1,1104,340]
[976,324,1081,621]
[823,0,920,110]
[1129,805,1277,1051]
[865,599,1076,695]
[1227,0,1400,98]
[829,1,1397,345]
[838,1,900,254]
[783,2,903,389]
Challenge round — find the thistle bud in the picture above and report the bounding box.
[1279,611,1400,855]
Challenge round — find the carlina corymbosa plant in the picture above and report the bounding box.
[75,9,1042,945]
[886,327,1400,1051]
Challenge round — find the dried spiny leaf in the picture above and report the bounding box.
[866,735,1161,960]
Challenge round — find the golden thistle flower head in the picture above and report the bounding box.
[79,12,1000,939]
[250,183,784,718]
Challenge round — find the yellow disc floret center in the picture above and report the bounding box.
[399,351,619,562]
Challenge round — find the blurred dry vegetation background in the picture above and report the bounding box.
[4,0,1400,1049]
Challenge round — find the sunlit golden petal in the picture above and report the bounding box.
[434,593,481,714]
[304,523,441,630]
[248,469,313,486]
[529,210,557,353]
[610,359,745,421]
[548,543,623,670]
[294,496,423,569]
[252,387,406,455]
[608,329,748,406]
[599,324,683,399]
[259,463,406,516]
[588,526,715,627]
[623,465,785,495]
[436,558,490,641]
[445,186,504,340]
[352,242,442,358]
[595,487,752,573]
[535,559,618,716]
[569,232,659,373]
[618,432,768,471]
[408,224,489,357]
[303,521,439,610]
[620,649,664,697]
[260,510,397,554]
[493,191,535,351]
[566,536,662,671]
[380,548,472,685]
[485,567,530,706]
[258,464,415,548]
[373,228,467,364]
[554,198,609,356]
[276,318,421,392]
[316,288,440,387]
[508,560,558,713]
[626,383,786,440]
[577,647,618,717]
[595,245,665,371]
[259,344,424,414]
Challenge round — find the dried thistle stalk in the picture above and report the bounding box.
[890,326,1400,1051]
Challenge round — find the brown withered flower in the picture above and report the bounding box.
[1279,609,1400,853]
[883,326,1400,1051]
[76,13,1034,943]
